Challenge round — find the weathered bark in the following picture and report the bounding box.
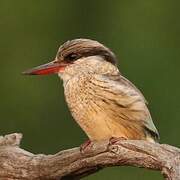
[0,133,179,180]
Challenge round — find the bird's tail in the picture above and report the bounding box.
[145,127,160,143]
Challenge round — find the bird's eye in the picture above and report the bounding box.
[66,53,79,61]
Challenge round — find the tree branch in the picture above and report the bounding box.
[0,133,179,180]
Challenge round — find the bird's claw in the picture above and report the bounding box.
[80,139,93,153]
[109,137,127,145]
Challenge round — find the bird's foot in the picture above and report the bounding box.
[109,136,127,145]
[80,139,93,153]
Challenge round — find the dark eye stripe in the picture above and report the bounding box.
[81,48,117,65]
[65,53,79,61]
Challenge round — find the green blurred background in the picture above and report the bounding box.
[0,0,179,179]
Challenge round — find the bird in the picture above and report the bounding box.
[23,38,159,143]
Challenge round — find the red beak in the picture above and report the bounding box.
[22,61,67,75]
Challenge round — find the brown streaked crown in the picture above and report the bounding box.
[57,39,117,65]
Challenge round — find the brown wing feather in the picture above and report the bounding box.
[93,73,159,141]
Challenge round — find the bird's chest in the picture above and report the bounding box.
[64,76,94,122]
[64,76,113,139]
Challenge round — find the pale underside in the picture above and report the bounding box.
[64,72,159,142]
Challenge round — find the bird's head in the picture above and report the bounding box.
[23,39,118,81]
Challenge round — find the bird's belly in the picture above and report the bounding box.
[84,117,128,141]
[79,112,115,141]
[66,96,145,141]
[71,107,131,141]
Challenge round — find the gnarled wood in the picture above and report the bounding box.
[0,133,179,180]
